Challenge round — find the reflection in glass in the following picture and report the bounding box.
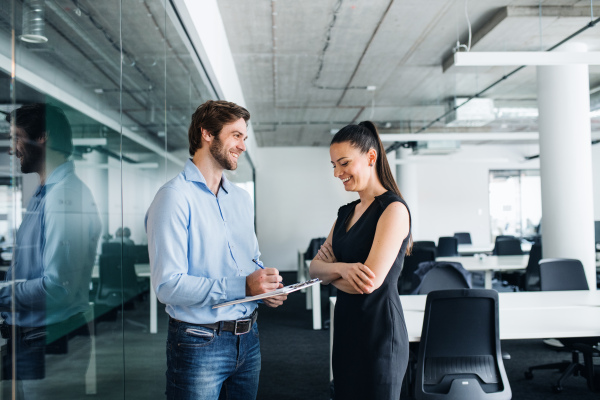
[1,104,101,397]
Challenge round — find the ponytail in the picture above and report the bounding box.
[357,121,402,199]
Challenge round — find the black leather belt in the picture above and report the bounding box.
[173,309,258,335]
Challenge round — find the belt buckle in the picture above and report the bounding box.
[233,318,252,335]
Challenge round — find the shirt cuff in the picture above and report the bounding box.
[226,276,247,300]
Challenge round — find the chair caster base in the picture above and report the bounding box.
[552,385,563,393]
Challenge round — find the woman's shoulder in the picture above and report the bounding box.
[375,190,407,209]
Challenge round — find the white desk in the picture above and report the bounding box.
[92,263,157,334]
[302,259,322,330]
[458,243,495,255]
[458,242,532,256]
[437,255,529,289]
[329,291,600,380]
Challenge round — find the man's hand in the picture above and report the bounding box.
[246,268,282,296]
[263,293,288,308]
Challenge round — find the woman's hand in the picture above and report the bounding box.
[339,263,376,294]
[316,242,337,263]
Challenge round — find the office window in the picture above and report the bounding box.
[489,170,541,240]
[0,1,256,398]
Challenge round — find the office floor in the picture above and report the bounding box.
[9,272,596,399]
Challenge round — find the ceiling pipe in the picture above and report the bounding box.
[385,14,600,154]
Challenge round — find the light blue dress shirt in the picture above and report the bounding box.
[145,159,260,324]
[0,161,102,327]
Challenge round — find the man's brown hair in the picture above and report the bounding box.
[188,100,250,156]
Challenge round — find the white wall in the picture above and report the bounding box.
[255,144,542,271]
[413,144,540,244]
[593,143,600,220]
[256,147,356,271]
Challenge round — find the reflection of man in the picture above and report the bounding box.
[145,100,287,400]
[0,104,101,395]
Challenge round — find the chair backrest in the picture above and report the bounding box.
[97,254,139,300]
[413,262,471,295]
[134,244,149,263]
[399,248,436,295]
[493,237,523,256]
[414,241,437,258]
[539,258,589,291]
[415,289,511,399]
[304,237,326,260]
[524,241,542,291]
[437,237,459,257]
[454,232,472,245]
[102,242,122,255]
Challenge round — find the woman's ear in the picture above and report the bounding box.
[368,148,377,167]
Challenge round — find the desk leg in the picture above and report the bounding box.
[330,298,334,381]
[150,284,157,334]
[311,283,322,330]
[484,271,493,290]
[85,303,97,395]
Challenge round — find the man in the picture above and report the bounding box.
[1,104,101,397]
[145,100,287,400]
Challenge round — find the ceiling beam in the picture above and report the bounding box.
[453,51,600,66]
[379,132,539,142]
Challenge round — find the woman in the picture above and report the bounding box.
[309,121,412,399]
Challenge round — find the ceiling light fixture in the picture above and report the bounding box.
[453,51,600,66]
[19,0,48,44]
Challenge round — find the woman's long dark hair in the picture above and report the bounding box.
[331,121,413,254]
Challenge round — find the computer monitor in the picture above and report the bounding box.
[595,221,600,244]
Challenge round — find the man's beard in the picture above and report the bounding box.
[209,135,237,171]
[17,144,44,174]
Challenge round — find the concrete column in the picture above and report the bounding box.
[536,43,596,290]
[396,147,419,239]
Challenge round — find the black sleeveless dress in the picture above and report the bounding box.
[332,191,410,400]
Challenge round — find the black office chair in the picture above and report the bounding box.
[522,241,542,291]
[571,342,600,392]
[437,237,459,257]
[493,237,523,256]
[398,248,436,295]
[412,261,471,295]
[134,244,150,263]
[414,241,437,259]
[454,232,472,245]
[95,254,142,312]
[415,289,512,399]
[525,258,600,393]
[500,241,542,291]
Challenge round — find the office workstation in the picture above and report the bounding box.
[0,0,600,399]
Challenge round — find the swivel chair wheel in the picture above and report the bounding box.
[552,385,563,394]
[524,371,534,380]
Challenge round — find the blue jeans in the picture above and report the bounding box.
[166,318,261,400]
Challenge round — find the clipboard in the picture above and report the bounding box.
[212,278,321,309]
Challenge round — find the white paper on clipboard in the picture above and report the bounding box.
[212,278,321,309]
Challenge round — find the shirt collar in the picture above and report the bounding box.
[183,159,231,195]
[35,161,74,197]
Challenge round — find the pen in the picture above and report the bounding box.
[252,259,284,286]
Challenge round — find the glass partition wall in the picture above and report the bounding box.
[0,1,254,398]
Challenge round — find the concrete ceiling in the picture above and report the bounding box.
[0,0,598,156]
[217,0,600,147]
